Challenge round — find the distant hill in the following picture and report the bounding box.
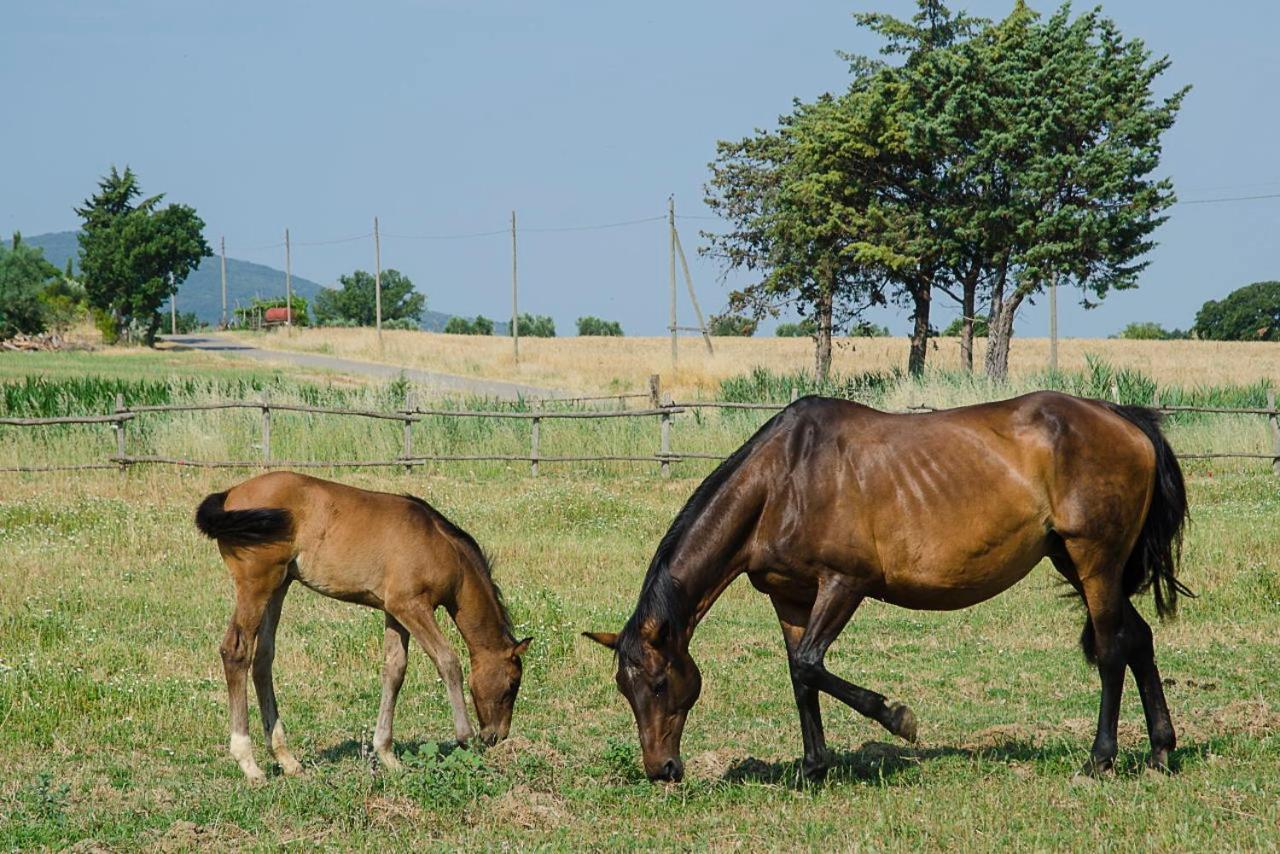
[24,231,463,331]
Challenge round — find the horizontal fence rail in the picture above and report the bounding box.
[2,387,1278,476]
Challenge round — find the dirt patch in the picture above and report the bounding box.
[686,748,737,781]
[484,785,569,830]
[365,794,423,829]
[964,723,1043,750]
[150,819,250,851]
[483,735,565,772]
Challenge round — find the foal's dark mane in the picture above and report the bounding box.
[616,407,790,663]
[403,494,514,636]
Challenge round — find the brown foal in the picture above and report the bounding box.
[196,471,531,782]
[587,392,1190,783]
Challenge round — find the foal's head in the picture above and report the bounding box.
[470,636,532,745]
[585,617,701,782]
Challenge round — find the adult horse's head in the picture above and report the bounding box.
[469,636,533,745]
[584,617,702,782]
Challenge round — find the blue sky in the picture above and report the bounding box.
[4,1,1279,337]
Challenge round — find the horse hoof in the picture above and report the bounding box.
[1145,753,1173,776]
[244,769,268,786]
[378,752,403,772]
[800,759,829,785]
[281,758,305,777]
[887,702,918,743]
[1073,757,1114,781]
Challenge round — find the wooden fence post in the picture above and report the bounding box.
[530,403,541,478]
[649,374,661,409]
[659,393,672,479]
[260,391,271,466]
[402,391,416,472]
[1110,378,1121,404]
[790,387,800,404]
[1268,390,1280,478]
[113,393,127,473]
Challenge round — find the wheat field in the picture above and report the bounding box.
[227,328,1280,399]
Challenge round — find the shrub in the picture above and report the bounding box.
[775,319,816,338]
[1113,321,1187,340]
[942,316,988,337]
[708,313,757,336]
[444,315,494,335]
[576,316,623,336]
[513,313,555,337]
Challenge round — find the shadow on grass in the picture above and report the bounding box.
[724,738,1201,788]
[316,737,467,765]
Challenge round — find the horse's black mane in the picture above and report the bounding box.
[615,407,790,664]
[403,493,513,635]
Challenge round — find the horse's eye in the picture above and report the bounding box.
[652,678,668,696]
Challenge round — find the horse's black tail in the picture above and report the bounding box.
[195,491,293,547]
[1079,404,1192,663]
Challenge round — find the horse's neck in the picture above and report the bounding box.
[451,569,510,656]
[667,542,746,642]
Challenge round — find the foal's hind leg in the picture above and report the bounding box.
[220,560,287,783]
[792,574,917,771]
[373,613,411,770]
[252,578,303,776]
[770,594,830,782]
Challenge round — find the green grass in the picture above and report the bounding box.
[0,467,1277,849]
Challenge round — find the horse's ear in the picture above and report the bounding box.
[513,636,533,656]
[581,631,618,650]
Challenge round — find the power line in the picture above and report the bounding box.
[293,232,374,247]
[522,215,666,233]
[1177,191,1280,205]
[383,228,508,241]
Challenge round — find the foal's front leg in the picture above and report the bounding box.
[390,598,475,744]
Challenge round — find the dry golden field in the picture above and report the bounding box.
[228,328,1280,399]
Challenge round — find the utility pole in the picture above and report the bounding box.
[219,236,228,329]
[511,210,519,361]
[668,196,677,366]
[284,228,293,334]
[374,216,383,350]
[1049,270,1059,373]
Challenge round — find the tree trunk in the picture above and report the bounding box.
[959,258,981,372]
[984,286,1027,382]
[814,281,834,383]
[145,312,161,348]
[907,282,932,377]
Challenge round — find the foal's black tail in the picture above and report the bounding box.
[195,491,293,547]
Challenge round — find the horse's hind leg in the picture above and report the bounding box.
[220,559,287,783]
[373,613,411,770]
[792,575,917,758]
[252,578,302,776]
[1058,542,1130,777]
[1123,601,1176,772]
[769,594,830,782]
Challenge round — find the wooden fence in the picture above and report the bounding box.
[3,388,1279,477]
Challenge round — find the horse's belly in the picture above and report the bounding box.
[290,553,385,608]
[875,539,1047,611]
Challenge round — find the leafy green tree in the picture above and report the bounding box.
[943,316,988,337]
[850,321,891,337]
[576,316,623,336]
[312,269,424,327]
[444,315,494,335]
[708,313,758,336]
[514,313,555,337]
[0,233,61,337]
[76,166,211,346]
[1193,282,1280,341]
[234,295,310,328]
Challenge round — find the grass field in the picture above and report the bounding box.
[1,466,1277,849]
[1,344,1278,848]
[227,327,1280,399]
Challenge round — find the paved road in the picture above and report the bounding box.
[163,334,569,401]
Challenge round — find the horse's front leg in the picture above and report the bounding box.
[792,575,917,750]
[769,594,829,782]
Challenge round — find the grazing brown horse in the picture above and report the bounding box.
[586,392,1189,783]
[195,471,531,782]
